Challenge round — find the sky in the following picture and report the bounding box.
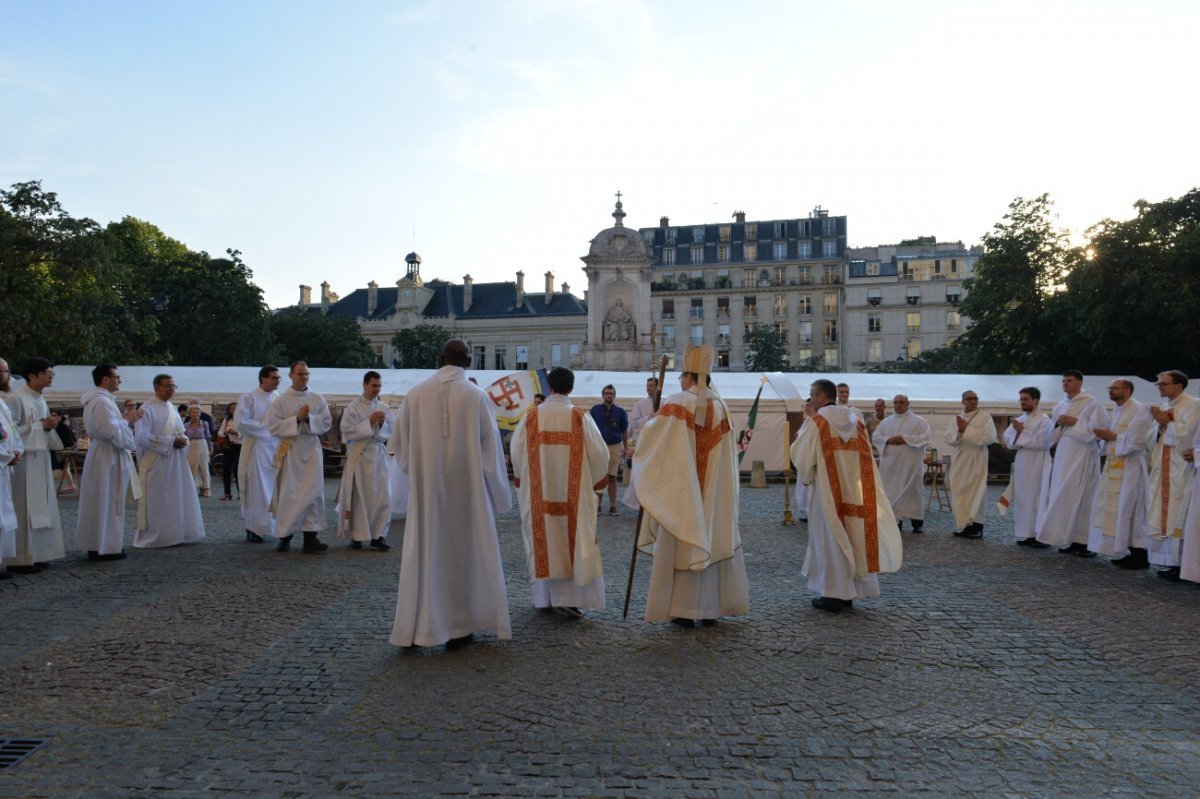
[3,0,1197,309]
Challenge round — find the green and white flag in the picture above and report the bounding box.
[737,375,766,464]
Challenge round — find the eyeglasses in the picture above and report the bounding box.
[1156,382,1175,387]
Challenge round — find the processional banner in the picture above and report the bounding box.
[483,369,550,432]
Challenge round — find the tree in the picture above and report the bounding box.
[1061,188,1200,377]
[391,324,453,369]
[956,194,1072,373]
[270,309,379,368]
[742,324,789,372]
[865,345,964,374]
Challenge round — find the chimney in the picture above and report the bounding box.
[544,271,554,304]
[299,284,312,306]
[320,281,332,312]
[516,270,525,308]
[659,216,670,227]
[561,282,570,295]
[367,280,378,315]
[462,274,473,312]
[733,210,746,223]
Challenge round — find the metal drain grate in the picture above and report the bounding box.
[0,738,50,771]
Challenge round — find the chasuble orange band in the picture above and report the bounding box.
[656,400,732,498]
[524,406,586,579]
[813,415,881,573]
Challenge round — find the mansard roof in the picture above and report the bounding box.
[322,280,586,322]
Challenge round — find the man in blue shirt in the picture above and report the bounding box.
[590,385,629,515]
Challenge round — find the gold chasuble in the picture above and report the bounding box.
[812,415,882,573]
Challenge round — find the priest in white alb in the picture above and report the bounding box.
[632,344,749,626]
[236,365,281,544]
[3,356,66,573]
[999,386,1053,547]
[336,370,392,551]
[1146,370,1200,580]
[267,361,332,554]
[385,406,409,517]
[390,339,512,650]
[134,374,206,548]
[946,389,997,539]
[510,366,609,617]
[0,357,25,579]
[1034,370,1104,555]
[872,395,931,533]
[78,364,141,561]
[792,379,901,611]
[1087,379,1154,561]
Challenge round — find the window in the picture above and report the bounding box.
[719,225,731,243]
[798,294,812,315]
[691,226,705,242]
[758,269,771,287]
[950,258,958,273]
[744,296,758,317]
[551,343,562,367]
[824,319,838,342]
[569,343,581,363]
[661,299,674,319]
[947,310,961,329]
[515,346,529,370]
[823,265,839,284]
[867,262,880,276]
[907,338,921,359]
[798,321,813,343]
[824,348,839,368]
[868,339,882,362]
[744,242,757,262]
[773,295,787,316]
[716,350,730,368]
[906,286,920,305]
[775,266,786,285]
[663,247,676,266]
[690,323,704,346]
[822,240,837,258]
[691,245,704,266]
[745,223,757,240]
[775,321,788,338]
[798,348,813,362]
[690,298,704,319]
[494,346,507,370]
[867,287,882,306]
[823,293,838,314]
[774,221,787,238]
[822,217,836,237]
[868,312,882,333]
[717,322,731,345]
[691,270,704,288]
[797,241,812,259]
[718,244,730,263]
[665,228,677,245]
[743,268,754,287]
[934,259,942,274]
[744,323,756,337]
[906,311,921,332]
[662,324,674,346]
[947,287,961,304]
[474,346,486,370]
[797,266,811,285]
[773,242,787,260]
[717,297,730,317]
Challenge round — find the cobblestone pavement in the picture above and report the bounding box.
[2,479,1198,798]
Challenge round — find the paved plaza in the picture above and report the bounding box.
[1,478,1198,798]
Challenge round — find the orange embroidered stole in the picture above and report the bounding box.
[524,406,586,579]
[813,415,882,573]
[656,399,732,498]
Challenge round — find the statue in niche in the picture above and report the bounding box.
[604,298,635,343]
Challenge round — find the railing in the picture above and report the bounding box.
[660,312,675,320]
[689,308,704,319]
[743,307,758,317]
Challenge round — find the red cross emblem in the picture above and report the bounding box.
[487,377,525,410]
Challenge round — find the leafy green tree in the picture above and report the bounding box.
[270,309,378,368]
[865,345,964,374]
[792,353,839,373]
[1061,188,1200,377]
[391,324,453,369]
[956,194,1072,373]
[742,324,789,372]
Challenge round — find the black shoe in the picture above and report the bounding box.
[670,617,695,628]
[953,525,972,537]
[302,532,328,554]
[1157,567,1182,581]
[370,538,391,551]
[1016,538,1032,547]
[87,550,102,561]
[699,618,718,627]
[1114,551,1150,570]
[99,551,127,561]
[245,530,264,543]
[1027,540,1051,549]
[811,597,845,613]
[0,570,11,580]
[911,521,923,533]
[350,540,363,550]
[276,535,293,552]
[1058,543,1088,555]
[445,633,474,651]
[963,523,983,540]
[34,562,51,569]
[1077,550,1096,559]
[6,564,42,574]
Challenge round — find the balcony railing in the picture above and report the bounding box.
[743,307,758,317]
[660,312,674,320]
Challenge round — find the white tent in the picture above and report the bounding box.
[37,366,1166,472]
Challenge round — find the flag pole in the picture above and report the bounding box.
[781,419,797,526]
[623,354,670,619]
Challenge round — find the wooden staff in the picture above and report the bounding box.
[623,354,670,619]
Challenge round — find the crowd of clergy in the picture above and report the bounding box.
[2,348,1194,646]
